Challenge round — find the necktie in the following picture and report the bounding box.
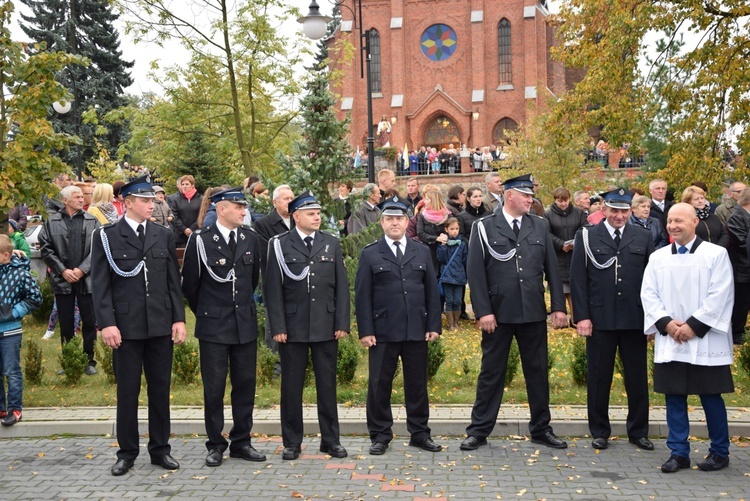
[304,235,313,253]
[228,231,237,255]
[678,246,688,254]
[137,224,145,245]
[393,240,404,263]
[512,219,520,238]
[614,228,621,247]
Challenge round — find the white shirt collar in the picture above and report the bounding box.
[296,227,315,242]
[123,215,145,236]
[501,208,520,229]
[603,221,624,240]
[214,220,236,244]
[384,234,407,257]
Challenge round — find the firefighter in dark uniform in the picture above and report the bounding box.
[570,188,655,451]
[91,175,186,476]
[355,196,443,456]
[181,187,267,467]
[461,174,569,452]
[263,191,350,460]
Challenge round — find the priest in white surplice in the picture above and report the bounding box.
[641,203,735,474]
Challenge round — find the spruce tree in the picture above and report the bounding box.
[19,0,134,175]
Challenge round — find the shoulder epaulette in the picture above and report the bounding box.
[194,228,203,234]
[363,240,379,249]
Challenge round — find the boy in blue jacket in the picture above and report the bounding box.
[0,234,42,426]
[436,217,468,330]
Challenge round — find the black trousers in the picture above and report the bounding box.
[586,329,649,440]
[56,288,96,366]
[731,281,750,343]
[367,341,430,444]
[467,321,552,438]
[278,340,339,448]
[199,340,257,453]
[114,336,173,461]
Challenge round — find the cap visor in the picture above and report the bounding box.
[604,201,630,209]
[381,209,407,216]
[511,187,535,195]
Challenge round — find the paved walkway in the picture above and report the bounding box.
[1,435,748,500]
[3,404,750,439]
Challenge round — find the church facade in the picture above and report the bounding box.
[329,0,575,153]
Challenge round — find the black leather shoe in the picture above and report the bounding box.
[409,436,442,452]
[205,449,223,467]
[320,444,348,458]
[531,431,568,449]
[697,452,729,471]
[230,445,266,462]
[592,438,608,450]
[460,436,488,450]
[282,446,301,460]
[629,437,654,450]
[111,458,134,476]
[369,442,388,455]
[150,454,179,470]
[661,454,690,473]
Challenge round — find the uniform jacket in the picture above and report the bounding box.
[264,230,350,342]
[91,218,185,339]
[39,210,100,295]
[253,208,290,267]
[182,224,260,345]
[355,238,442,342]
[570,222,654,330]
[467,212,565,323]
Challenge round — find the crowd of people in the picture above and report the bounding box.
[0,166,747,477]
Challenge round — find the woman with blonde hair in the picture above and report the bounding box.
[417,189,451,275]
[87,183,118,224]
[681,186,730,247]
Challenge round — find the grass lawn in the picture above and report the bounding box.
[17,311,750,409]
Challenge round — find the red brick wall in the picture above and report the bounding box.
[331,0,561,153]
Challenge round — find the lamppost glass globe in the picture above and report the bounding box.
[53,100,72,114]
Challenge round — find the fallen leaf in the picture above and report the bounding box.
[291,492,305,498]
[191,475,206,480]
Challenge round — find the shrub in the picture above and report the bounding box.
[256,338,279,386]
[172,340,201,385]
[95,340,116,384]
[337,334,361,385]
[24,336,44,385]
[570,336,587,386]
[547,348,557,373]
[30,277,54,322]
[738,340,750,379]
[427,336,446,380]
[59,336,88,385]
[505,339,521,386]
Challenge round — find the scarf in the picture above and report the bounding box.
[696,206,710,220]
[182,186,198,200]
[96,203,119,224]
[422,208,449,224]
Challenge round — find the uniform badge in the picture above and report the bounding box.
[219,258,226,265]
[325,244,330,253]
[213,234,220,242]
[240,233,245,240]
[618,188,625,195]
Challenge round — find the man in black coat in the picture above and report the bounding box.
[649,179,673,233]
[725,188,750,345]
[264,191,350,461]
[182,187,266,467]
[91,175,186,476]
[461,174,568,451]
[355,197,443,456]
[570,188,655,451]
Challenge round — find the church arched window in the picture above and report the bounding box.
[498,19,512,85]
[370,29,382,93]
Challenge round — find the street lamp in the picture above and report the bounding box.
[52,67,82,181]
[298,0,376,183]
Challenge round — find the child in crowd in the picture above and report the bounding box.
[150,186,174,228]
[7,219,30,255]
[0,235,42,426]
[436,217,467,330]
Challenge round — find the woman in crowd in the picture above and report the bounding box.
[168,175,203,247]
[544,187,588,319]
[446,185,465,217]
[417,189,451,275]
[87,183,119,225]
[628,195,669,249]
[682,186,730,247]
[457,187,488,238]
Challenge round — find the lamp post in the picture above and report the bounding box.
[298,0,376,183]
[52,67,82,181]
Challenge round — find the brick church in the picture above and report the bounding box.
[330,0,578,153]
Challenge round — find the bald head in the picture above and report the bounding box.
[666,202,699,246]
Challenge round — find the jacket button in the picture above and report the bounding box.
[519,268,523,271]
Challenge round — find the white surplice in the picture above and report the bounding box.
[640,240,734,366]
